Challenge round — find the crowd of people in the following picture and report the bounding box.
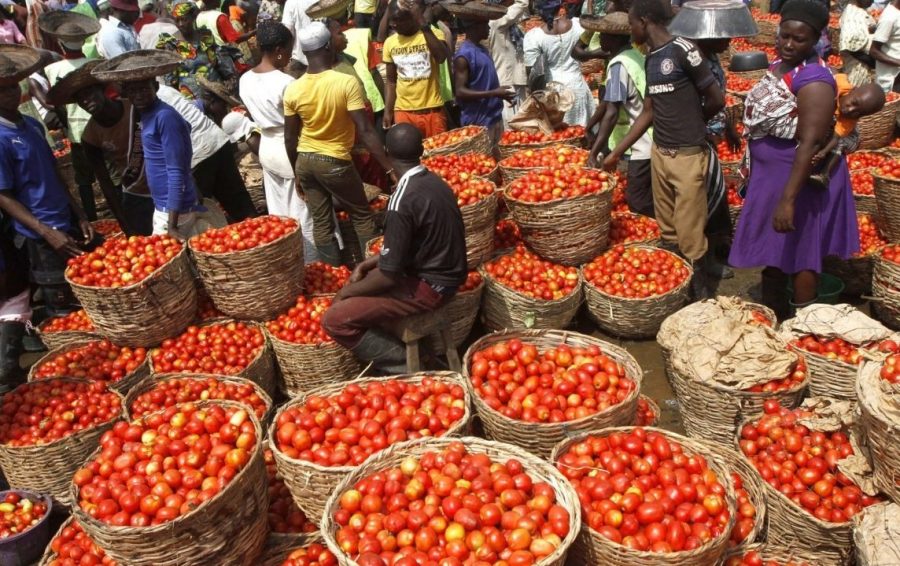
[0,0,899,384]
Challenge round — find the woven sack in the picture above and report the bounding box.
[463,329,641,458]
[583,245,692,339]
[267,331,361,398]
[426,278,484,351]
[478,266,583,331]
[857,361,900,503]
[461,191,499,269]
[798,348,859,400]
[323,435,582,566]
[0,378,124,505]
[858,97,900,150]
[874,172,900,242]
[189,219,304,321]
[423,125,490,157]
[71,400,268,566]
[552,427,736,566]
[269,372,472,523]
[27,339,150,395]
[67,246,197,347]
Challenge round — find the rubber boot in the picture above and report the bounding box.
[350,329,408,375]
[0,322,26,395]
[316,240,342,267]
[788,297,818,318]
[761,268,790,322]
[688,255,714,300]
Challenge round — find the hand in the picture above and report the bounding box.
[349,262,369,284]
[602,152,619,172]
[79,219,95,243]
[42,226,83,257]
[587,153,599,169]
[383,111,394,130]
[811,150,827,166]
[333,286,348,303]
[494,86,517,104]
[167,225,185,242]
[773,199,796,233]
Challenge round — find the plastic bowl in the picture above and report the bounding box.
[0,489,54,566]
[786,272,845,314]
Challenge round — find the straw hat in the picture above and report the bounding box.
[47,60,104,106]
[305,0,352,18]
[440,0,508,21]
[0,45,53,87]
[38,11,101,42]
[581,11,631,35]
[197,76,242,108]
[91,49,182,83]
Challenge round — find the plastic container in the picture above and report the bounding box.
[787,273,845,315]
[0,489,54,566]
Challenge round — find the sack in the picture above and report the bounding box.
[508,83,574,134]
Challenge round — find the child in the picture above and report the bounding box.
[810,76,885,188]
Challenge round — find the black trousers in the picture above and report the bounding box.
[122,192,154,236]
[192,143,258,222]
[626,158,654,218]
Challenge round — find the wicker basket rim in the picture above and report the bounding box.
[499,149,591,169]
[148,319,269,374]
[501,181,614,207]
[497,135,583,148]
[125,372,273,419]
[187,217,301,258]
[65,243,188,292]
[581,244,693,302]
[424,125,487,153]
[478,264,583,304]
[26,338,148,381]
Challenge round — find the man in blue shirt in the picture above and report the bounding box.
[97,0,141,58]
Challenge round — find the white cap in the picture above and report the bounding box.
[298,21,330,52]
[221,112,257,143]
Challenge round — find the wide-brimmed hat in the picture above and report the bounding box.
[197,75,242,107]
[306,0,351,18]
[47,59,103,106]
[109,0,141,11]
[0,45,53,87]
[581,11,630,35]
[38,11,101,42]
[440,0,507,21]
[92,49,182,82]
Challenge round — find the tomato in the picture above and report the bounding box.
[423,126,485,151]
[583,245,691,299]
[33,340,146,385]
[609,214,661,246]
[44,520,113,566]
[150,322,264,375]
[281,542,337,566]
[190,216,297,254]
[303,262,351,295]
[66,235,182,288]
[494,218,522,250]
[41,309,95,334]
[129,376,268,421]
[499,126,585,147]
[505,166,614,203]
[423,152,497,188]
[484,246,579,301]
[0,493,49,540]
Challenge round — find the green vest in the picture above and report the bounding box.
[605,47,651,154]
[197,10,226,45]
[345,28,385,113]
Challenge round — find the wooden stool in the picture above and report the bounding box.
[385,307,461,373]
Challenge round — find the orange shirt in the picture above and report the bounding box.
[834,73,856,138]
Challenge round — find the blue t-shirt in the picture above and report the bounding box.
[455,40,503,128]
[0,115,72,239]
[139,99,200,214]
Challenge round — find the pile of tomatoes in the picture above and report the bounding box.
[738,402,880,523]
[876,160,900,180]
[731,38,777,59]
[423,153,497,185]
[332,441,571,565]
[32,340,147,384]
[191,216,297,254]
[505,167,612,203]
[483,246,580,301]
[459,271,483,293]
[634,397,658,427]
[337,198,387,222]
[46,520,114,566]
[274,377,466,467]
[368,236,383,256]
[74,403,258,527]
[423,126,484,151]
[583,245,690,299]
[728,472,757,547]
[826,53,842,68]
[41,309,95,334]
[446,177,496,207]
[468,338,635,424]
[0,492,49,539]
[717,138,745,163]
[851,171,874,196]
[555,428,731,553]
[725,550,810,566]
[66,235,182,287]
[855,213,886,257]
[499,125,585,145]
[875,339,900,383]
[281,543,337,566]
[882,243,900,264]
[91,219,122,237]
[0,380,121,447]
[791,335,863,365]
[611,183,628,213]
[304,262,351,295]
[265,295,333,345]
[727,183,744,207]
[129,376,269,420]
[727,75,757,93]
[150,322,264,375]
[849,151,890,172]
[500,147,589,170]
[493,219,521,250]
[264,449,315,534]
[609,213,660,246]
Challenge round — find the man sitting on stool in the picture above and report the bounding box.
[323,124,467,373]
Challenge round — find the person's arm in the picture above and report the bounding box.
[420,25,450,64]
[157,113,194,237]
[699,81,725,120]
[588,101,622,167]
[216,13,255,43]
[383,62,397,129]
[453,56,516,102]
[870,14,900,66]
[82,142,133,234]
[0,192,84,256]
[870,40,900,66]
[284,114,300,176]
[337,207,412,301]
[335,266,400,300]
[376,7,390,42]
[572,34,608,62]
[27,76,52,110]
[812,132,839,165]
[772,81,836,232]
[603,96,653,170]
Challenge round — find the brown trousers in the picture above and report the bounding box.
[650,143,709,261]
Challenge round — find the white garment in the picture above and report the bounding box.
[282,0,316,65]
[874,3,900,91]
[0,289,31,324]
[139,21,179,50]
[151,199,226,236]
[152,208,198,236]
[239,69,294,130]
[840,3,875,53]
[221,112,257,143]
[489,0,529,86]
[523,19,597,127]
[156,85,230,167]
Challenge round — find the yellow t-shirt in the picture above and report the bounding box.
[283,70,366,162]
[354,0,376,14]
[382,29,446,112]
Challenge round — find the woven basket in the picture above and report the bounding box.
[800,348,860,401]
[858,98,900,150]
[323,435,582,566]
[423,125,490,157]
[855,193,878,215]
[823,253,874,297]
[552,427,736,566]
[463,329,642,458]
[730,68,767,83]
[269,372,472,523]
[729,204,743,237]
[67,246,197,347]
[583,245,692,339]
[726,543,825,565]
[461,191,499,269]
[610,212,661,246]
[635,394,660,426]
[426,279,484,351]
[874,172,900,242]
[27,339,150,395]
[857,361,900,503]
[754,20,778,44]
[873,254,900,328]
[503,180,613,266]
[497,136,582,159]
[256,533,323,566]
[0,378,124,505]
[71,400,268,565]
[36,319,99,351]
[267,332,361,398]
[725,97,745,129]
[479,267,583,331]
[124,372,274,424]
[189,219,304,321]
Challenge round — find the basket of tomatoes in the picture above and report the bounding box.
[724,545,819,566]
[609,212,661,246]
[264,295,361,397]
[322,436,581,566]
[37,310,99,351]
[0,489,53,566]
[503,167,615,266]
[268,373,472,522]
[28,339,149,395]
[448,177,500,269]
[150,320,276,397]
[822,213,886,297]
[336,192,389,268]
[426,271,485,351]
[262,445,320,552]
[499,146,590,184]
[851,170,877,215]
[857,355,900,503]
[582,245,692,339]
[872,245,900,328]
[498,126,586,159]
[725,93,744,129]
[37,517,113,566]
[0,378,124,505]
[422,125,490,157]
[65,234,197,347]
[735,401,883,566]
[258,535,334,566]
[552,427,736,566]
[423,151,500,186]
[635,395,660,426]
[479,246,583,331]
[857,93,900,150]
[789,332,876,400]
[70,401,268,565]
[188,215,304,321]
[873,162,900,242]
[464,329,642,458]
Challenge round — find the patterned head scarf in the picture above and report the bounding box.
[171,0,198,18]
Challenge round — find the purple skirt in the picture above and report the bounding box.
[728,136,859,274]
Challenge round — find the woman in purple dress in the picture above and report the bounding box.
[729,0,858,317]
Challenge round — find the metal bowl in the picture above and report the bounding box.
[669,0,759,39]
[730,50,769,72]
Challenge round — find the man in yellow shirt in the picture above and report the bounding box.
[283,21,393,266]
[382,0,450,137]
